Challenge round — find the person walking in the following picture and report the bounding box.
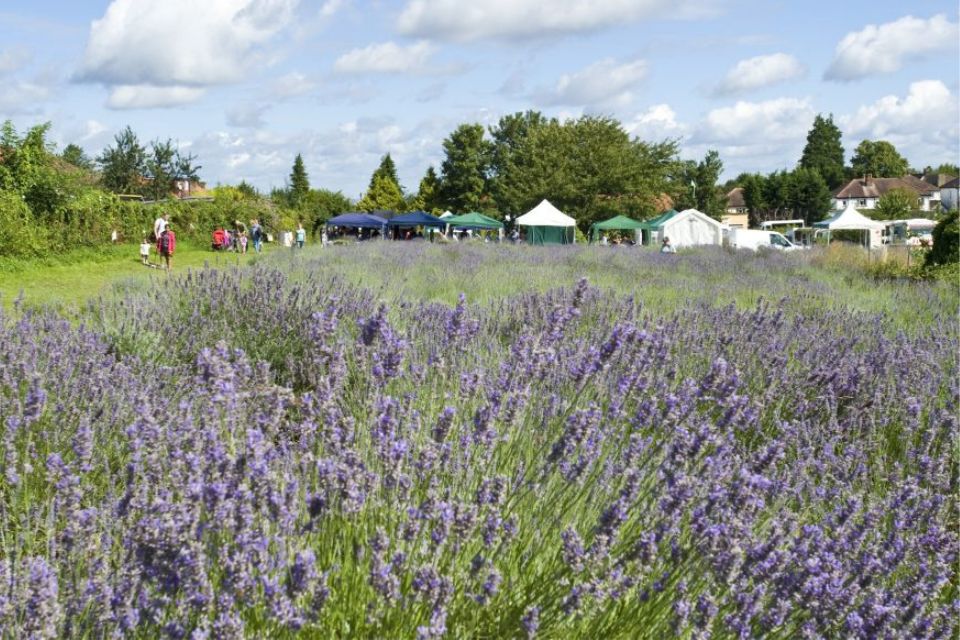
[295,222,306,249]
[157,225,176,271]
[251,219,263,253]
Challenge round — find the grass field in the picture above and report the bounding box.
[0,241,280,313]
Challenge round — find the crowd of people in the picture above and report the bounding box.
[211,219,267,254]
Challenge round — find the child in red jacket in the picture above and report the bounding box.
[157,226,176,271]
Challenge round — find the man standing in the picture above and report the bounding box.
[250,219,263,253]
[153,213,167,242]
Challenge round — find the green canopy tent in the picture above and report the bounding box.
[589,214,645,243]
[443,212,504,230]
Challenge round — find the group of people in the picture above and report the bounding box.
[212,219,267,254]
[140,213,176,270]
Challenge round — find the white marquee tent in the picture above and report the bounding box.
[647,208,723,248]
[813,204,885,248]
[516,199,577,244]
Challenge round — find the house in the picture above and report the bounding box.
[831,176,940,212]
[722,187,748,228]
[174,179,208,199]
[941,177,959,212]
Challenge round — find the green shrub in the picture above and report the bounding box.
[925,211,958,267]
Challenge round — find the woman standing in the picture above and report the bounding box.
[296,222,306,249]
[157,225,176,271]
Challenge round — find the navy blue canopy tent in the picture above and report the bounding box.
[386,211,446,228]
[326,212,388,229]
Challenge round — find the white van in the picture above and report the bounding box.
[727,228,802,251]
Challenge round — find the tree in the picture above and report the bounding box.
[925,211,958,267]
[676,150,725,220]
[873,187,916,221]
[488,111,550,215]
[488,113,677,228]
[289,153,310,206]
[786,168,832,225]
[97,126,146,194]
[0,121,65,218]
[799,114,845,188]
[741,173,768,228]
[302,188,353,236]
[850,140,909,178]
[371,153,400,190]
[412,166,442,212]
[357,173,405,212]
[440,124,491,213]
[61,143,93,170]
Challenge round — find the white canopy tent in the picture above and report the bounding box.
[516,199,577,244]
[813,204,885,248]
[439,211,454,219]
[651,208,723,248]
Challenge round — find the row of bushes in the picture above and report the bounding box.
[0,189,299,259]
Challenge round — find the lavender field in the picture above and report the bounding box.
[1,244,957,639]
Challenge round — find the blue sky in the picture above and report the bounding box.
[1,0,957,199]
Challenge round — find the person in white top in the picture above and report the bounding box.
[153,214,167,241]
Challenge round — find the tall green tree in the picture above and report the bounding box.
[873,187,916,220]
[799,114,845,188]
[412,166,442,212]
[371,153,401,190]
[850,140,909,178]
[302,188,353,235]
[489,114,677,228]
[674,150,725,219]
[488,111,550,215]
[440,124,492,213]
[786,168,832,225]
[97,126,146,194]
[357,173,405,212]
[289,153,310,206]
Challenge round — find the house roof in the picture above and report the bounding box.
[942,177,960,189]
[920,173,958,188]
[833,176,937,199]
[726,187,745,208]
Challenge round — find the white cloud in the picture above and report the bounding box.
[541,57,647,106]
[713,53,805,95]
[79,120,109,142]
[319,0,345,17]
[700,97,814,143]
[77,0,299,104]
[0,79,53,114]
[840,80,959,164]
[106,84,206,109]
[334,41,435,74]
[0,47,31,76]
[625,104,688,141]
[397,0,716,41]
[272,71,317,98]
[825,14,959,81]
